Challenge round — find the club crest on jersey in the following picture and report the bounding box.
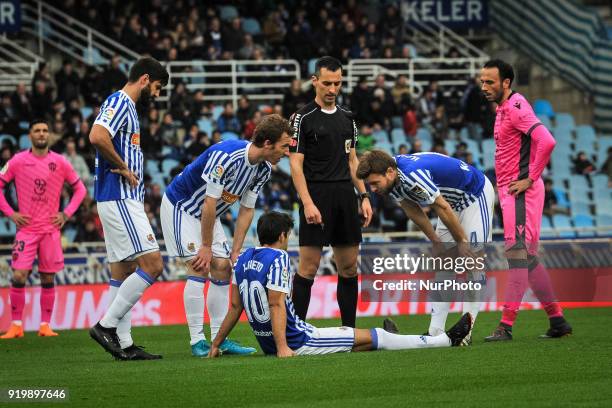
[221,190,239,204]
[514,101,521,109]
[147,234,155,243]
[0,162,8,175]
[212,164,224,179]
[409,185,429,201]
[131,133,140,146]
[48,162,57,172]
[345,139,351,153]
[102,107,115,122]
[187,242,196,252]
[282,266,288,282]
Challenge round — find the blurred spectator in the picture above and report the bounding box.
[402,102,418,138]
[160,112,180,150]
[30,80,53,119]
[237,95,256,127]
[170,82,192,124]
[243,111,262,140]
[410,139,423,154]
[223,18,245,54]
[186,130,211,160]
[351,77,371,125]
[282,79,306,117]
[64,138,91,186]
[397,144,409,155]
[55,60,81,104]
[417,88,436,127]
[357,124,375,154]
[453,142,469,162]
[600,147,612,187]
[263,11,286,47]
[0,94,18,136]
[543,178,569,217]
[11,83,31,122]
[391,75,411,110]
[238,34,256,59]
[216,102,241,134]
[463,76,489,140]
[573,151,595,176]
[100,55,127,96]
[122,15,147,53]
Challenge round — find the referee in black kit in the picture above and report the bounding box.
[289,56,373,327]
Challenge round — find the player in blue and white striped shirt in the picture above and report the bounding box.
[357,150,495,343]
[160,114,292,356]
[89,58,169,361]
[209,211,473,358]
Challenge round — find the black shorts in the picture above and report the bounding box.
[299,181,362,247]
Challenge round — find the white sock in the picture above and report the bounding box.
[100,269,152,328]
[374,328,451,350]
[207,279,229,342]
[108,279,133,349]
[462,302,480,324]
[428,302,450,336]
[184,277,206,346]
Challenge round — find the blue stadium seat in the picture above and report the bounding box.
[536,115,552,129]
[573,214,595,237]
[63,227,77,243]
[541,215,556,239]
[82,47,107,65]
[197,119,213,135]
[391,128,405,145]
[212,105,224,120]
[0,219,16,237]
[151,173,166,190]
[534,99,555,118]
[555,113,575,130]
[597,136,612,166]
[221,132,239,141]
[391,116,403,129]
[219,5,238,21]
[553,188,570,209]
[596,214,612,227]
[146,160,159,175]
[416,128,432,143]
[420,139,432,152]
[570,201,591,216]
[373,130,388,143]
[592,174,608,191]
[0,134,16,146]
[552,214,575,238]
[162,159,180,174]
[481,139,496,170]
[242,18,261,35]
[575,125,596,146]
[81,107,93,120]
[19,136,31,150]
[376,141,393,154]
[553,143,573,161]
[552,127,573,145]
[18,121,29,131]
[444,139,455,155]
[277,158,290,175]
[593,190,611,214]
[393,140,410,155]
[308,58,318,75]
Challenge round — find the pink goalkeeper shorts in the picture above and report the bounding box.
[11,229,64,273]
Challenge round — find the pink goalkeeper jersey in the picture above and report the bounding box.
[0,150,85,233]
[493,92,556,187]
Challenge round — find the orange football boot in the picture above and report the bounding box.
[38,323,59,337]
[1,323,24,339]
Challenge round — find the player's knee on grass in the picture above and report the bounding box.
[298,246,322,280]
[137,251,164,279]
[210,258,231,282]
[39,272,55,286]
[12,269,30,285]
[352,328,374,352]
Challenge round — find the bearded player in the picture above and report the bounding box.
[0,120,86,339]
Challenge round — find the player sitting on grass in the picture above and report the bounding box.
[209,211,472,358]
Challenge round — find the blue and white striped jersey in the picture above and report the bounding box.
[165,140,271,218]
[233,247,314,355]
[390,153,485,211]
[93,90,144,202]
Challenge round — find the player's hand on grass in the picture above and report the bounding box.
[361,198,373,227]
[208,345,221,358]
[10,212,31,227]
[50,212,68,229]
[304,202,322,225]
[191,245,213,273]
[276,346,296,358]
[508,178,533,196]
[111,166,139,189]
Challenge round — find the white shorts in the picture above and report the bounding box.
[436,176,495,245]
[294,326,355,356]
[160,194,230,260]
[97,199,160,263]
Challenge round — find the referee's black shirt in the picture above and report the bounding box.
[289,101,358,182]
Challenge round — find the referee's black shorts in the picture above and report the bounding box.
[299,181,362,247]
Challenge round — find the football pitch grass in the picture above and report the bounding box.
[2,308,611,407]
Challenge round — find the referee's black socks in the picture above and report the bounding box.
[292,274,314,321]
[337,276,358,328]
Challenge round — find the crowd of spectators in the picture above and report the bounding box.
[0,1,607,243]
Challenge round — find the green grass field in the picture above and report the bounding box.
[2,308,611,407]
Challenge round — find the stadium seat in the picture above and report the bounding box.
[533,99,555,118]
[81,107,93,120]
[552,127,573,146]
[575,125,596,146]
[552,214,575,238]
[197,119,213,135]
[393,140,410,155]
[596,214,612,227]
[553,188,570,209]
[592,174,608,191]
[481,139,496,169]
[162,159,180,174]
[416,128,432,143]
[420,138,432,152]
[373,130,389,143]
[63,227,77,243]
[444,139,455,155]
[146,160,159,175]
[573,214,595,237]
[552,143,573,162]
[541,216,556,239]
[219,5,238,21]
[593,190,611,214]
[390,128,405,146]
[570,201,591,216]
[277,157,290,175]
[0,219,16,237]
[82,47,107,65]
[18,121,29,131]
[391,116,403,129]
[376,141,393,154]
[212,105,224,120]
[242,18,261,35]
[221,132,239,141]
[536,115,552,129]
[597,136,612,166]
[308,58,318,75]
[554,113,575,130]
[0,134,16,146]
[19,136,31,150]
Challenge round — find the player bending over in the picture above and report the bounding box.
[209,211,472,358]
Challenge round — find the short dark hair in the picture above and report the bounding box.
[29,118,49,131]
[483,59,514,86]
[356,150,397,179]
[314,56,342,76]
[128,57,169,86]
[252,114,292,147]
[257,211,294,245]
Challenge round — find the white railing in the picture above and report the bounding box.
[19,0,140,69]
[0,35,41,92]
[160,59,301,108]
[346,57,488,97]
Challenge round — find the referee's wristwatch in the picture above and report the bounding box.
[359,192,371,202]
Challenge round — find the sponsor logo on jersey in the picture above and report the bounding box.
[147,234,155,243]
[131,133,140,146]
[282,265,288,282]
[221,190,240,204]
[409,185,429,201]
[102,107,115,122]
[48,162,57,172]
[34,179,47,195]
[0,162,8,175]
[212,164,224,179]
